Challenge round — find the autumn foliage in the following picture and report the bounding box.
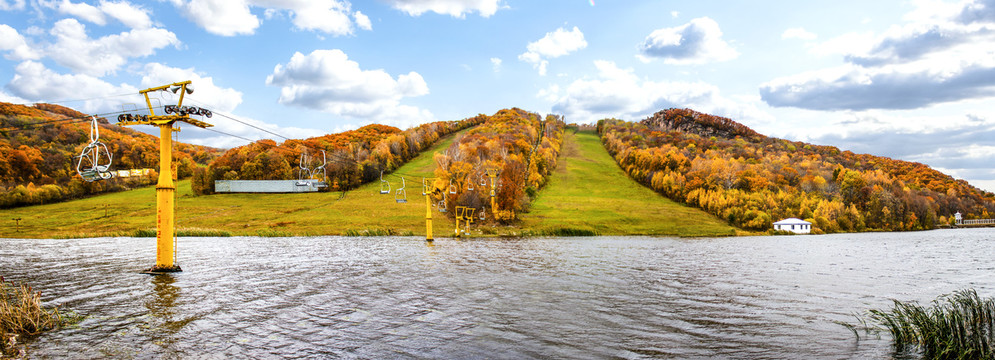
[600,108,995,232]
[431,108,565,223]
[0,102,220,208]
[192,118,484,194]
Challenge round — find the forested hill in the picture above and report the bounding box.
[0,102,221,208]
[600,108,995,233]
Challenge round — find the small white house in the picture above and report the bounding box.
[773,218,812,234]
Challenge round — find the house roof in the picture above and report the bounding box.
[773,217,811,225]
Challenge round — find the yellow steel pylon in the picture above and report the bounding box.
[118,81,213,274]
[422,177,436,242]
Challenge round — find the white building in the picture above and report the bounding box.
[773,218,812,234]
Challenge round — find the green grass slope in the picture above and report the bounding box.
[518,129,737,237]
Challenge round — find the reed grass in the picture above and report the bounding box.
[53,231,130,239]
[0,278,82,358]
[344,228,414,236]
[177,228,232,237]
[254,229,295,237]
[133,228,156,237]
[522,227,600,237]
[854,289,995,359]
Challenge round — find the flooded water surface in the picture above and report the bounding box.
[2,229,995,359]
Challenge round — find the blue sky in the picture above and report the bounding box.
[1,0,995,191]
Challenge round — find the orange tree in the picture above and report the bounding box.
[431,108,565,223]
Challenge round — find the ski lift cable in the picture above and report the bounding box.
[201,127,358,168]
[182,96,403,168]
[27,92,138,105]
[0,108,162,133]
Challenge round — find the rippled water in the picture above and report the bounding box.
[2,228,995,359]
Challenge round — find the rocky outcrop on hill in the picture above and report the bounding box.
[640,108,760,139]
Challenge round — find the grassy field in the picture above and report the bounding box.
[518,130,738,237]
[0,129,739,238]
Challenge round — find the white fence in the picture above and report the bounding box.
[959,219,995,225]
[215,180,322,193]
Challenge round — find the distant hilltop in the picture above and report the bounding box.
[640,108,760,139]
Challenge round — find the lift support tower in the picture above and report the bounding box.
[118,81,213,273]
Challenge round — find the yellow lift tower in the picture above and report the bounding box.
[118,81,213,274]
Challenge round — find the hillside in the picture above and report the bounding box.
[518,129,737,236]
[600,108,995,232]
[0,124,737,238]
[0,102,221,208]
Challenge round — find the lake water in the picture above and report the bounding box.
[2,229,994,359]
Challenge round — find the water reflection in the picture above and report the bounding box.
[143,275,186,353]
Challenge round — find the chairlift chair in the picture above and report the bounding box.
[313,150,328,188]
[380,171,390,194]
[479,208,486,220]
[448,179,457,194]
[395,177,407,203]
[479,173,487,187]
[467,174,475,191]
[439,192,447,213]
[76,116,115,182]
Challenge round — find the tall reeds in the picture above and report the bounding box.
[0,277,80,357]
[859,289,995,359]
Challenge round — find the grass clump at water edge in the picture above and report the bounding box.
[844,288,995,359]
[521,227,600,237]
[0,277,83,358]
[344,228,414,237]
[133,228,233,237]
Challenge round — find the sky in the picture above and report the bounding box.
[1,0,994,192]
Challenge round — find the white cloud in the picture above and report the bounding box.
[490,57,502,72]
[384,0,502,18]
[265,49,434,128]
[0,0,26,11]
[100,0,152,29]
[54,0,106,25]
[782,27,817,40]
[0,24,41,60]
[46,19,180,77]
[171,0,362,36]
[670,11,679,18]
[42,0,152,28]
[174,0,259,36]
[274,0,353,35]
[5,61,142,113]
[518,26,587,76]
[0,90,29,104]
[638,17,738,65]
[808,31,876,57]
[763,0,995,111]
[544,60,772,124]
[354,10,371,31]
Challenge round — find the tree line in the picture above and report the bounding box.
[599,108,995,233]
